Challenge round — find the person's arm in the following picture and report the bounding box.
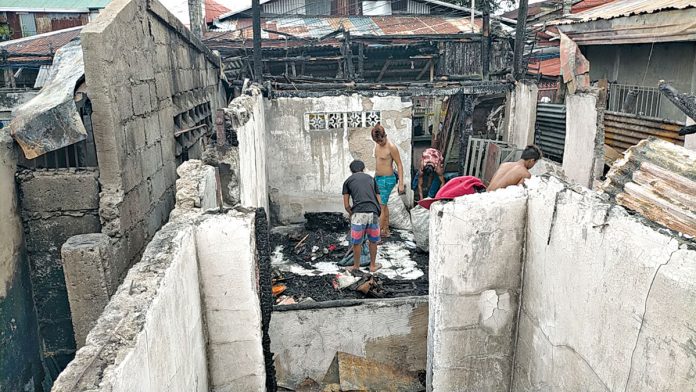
[435,160,445,186]
[343,194,352,215]
[417,171,424,200]
[389,143,405,193]
[517,171,532,185]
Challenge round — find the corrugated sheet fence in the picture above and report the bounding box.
[604,111,684,151]
[535,103,566,163]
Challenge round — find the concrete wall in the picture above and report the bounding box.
[503,81,538,148]
[584,42,696,122]
[52,223,208,392]
[231,87,269,212]
[16,169,101,366]
[513,176,696,391]
[427,187,527,392]
[0,131,44,391]
[80,0,224,273]
[265,94,412,224]
[270,297,428,389]
[563,92,604,188]
[196,213,266,391]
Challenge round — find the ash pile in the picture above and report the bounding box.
[270,213,428,304]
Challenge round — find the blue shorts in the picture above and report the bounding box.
[375,175,396,205]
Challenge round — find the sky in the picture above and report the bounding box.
[227,0,551,16]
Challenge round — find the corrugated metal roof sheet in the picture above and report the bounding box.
[206,0,232,24]
[0,27,82,63]
[211,15,480,40]
[0,0,110,11]
[33,65,52,88]
[556,0,696,24]
[528,57,560,76]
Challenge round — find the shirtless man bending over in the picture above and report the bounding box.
[488,145,542,191]
[371,123,405,237]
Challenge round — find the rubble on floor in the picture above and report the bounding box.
[602,138,696,238]
[270,213,428,303]
[278,352,424,392]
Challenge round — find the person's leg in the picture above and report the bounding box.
[376,175,396,237]
[366,215,381,272]
[381,205,390,237]
[428,175,441,198]
[348,215,366,271]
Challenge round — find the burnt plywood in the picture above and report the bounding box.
[602,138,696,238]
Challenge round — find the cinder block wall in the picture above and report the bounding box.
[0,131,44,390]
[16,169,101,366]
[80,0,225,274]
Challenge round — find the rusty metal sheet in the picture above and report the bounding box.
[322,352,422,392]
[559,32,589,95]
[604,111,685,151]
[555,0,696,24]
[9,39,87,159]
[602,138,696,238]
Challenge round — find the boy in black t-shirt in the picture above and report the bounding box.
[342,160,382,272]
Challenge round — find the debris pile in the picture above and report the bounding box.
[278,352,424,392]
[270,213,428,303]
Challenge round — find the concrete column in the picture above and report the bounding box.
[62,233,115,347]
[563,92,605,188]
[503,81,539,148]
[427,188,527,392]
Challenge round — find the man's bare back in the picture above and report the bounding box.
[488,161,532,191]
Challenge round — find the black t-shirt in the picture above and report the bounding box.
[342,172,381,216]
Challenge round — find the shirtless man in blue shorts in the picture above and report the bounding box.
[371,123,405,237]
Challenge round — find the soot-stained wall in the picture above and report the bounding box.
[264,95,412,224]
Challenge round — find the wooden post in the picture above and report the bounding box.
[459,95,476,176]
[358,43,365,80]
[513,0,529,80]
[252,0,263,82]
[343,30,355,80]
[481,0,491,80]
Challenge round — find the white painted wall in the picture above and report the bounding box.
[237,89,270,214]
[265,94,412,223]
[0,131,21,297]
[53,226,209,392]
[270,297,428,390]
[196,213,266,392]
[684,117,696,150]
[513,176,696,391]
[563,92,604,188]
[427,187,527,392]
[504,81,538,148]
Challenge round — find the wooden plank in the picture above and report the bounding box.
[377,59,392,82]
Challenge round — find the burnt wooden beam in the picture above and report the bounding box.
[343,30,355,80]
[481,0,491,80]
[513,0,529,80]
[358,43,365,79]
[459,95,476,175]
[679,124,696,136]
[416,60,432,81]
[252,0,262,82]
[377,60,392,82]
[658,80,696,122]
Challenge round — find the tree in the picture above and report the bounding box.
[438,0,516,14]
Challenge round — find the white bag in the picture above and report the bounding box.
[410,206,430,252]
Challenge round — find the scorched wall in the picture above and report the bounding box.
[265,94,412,224]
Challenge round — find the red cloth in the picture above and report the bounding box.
[417,176,486,209]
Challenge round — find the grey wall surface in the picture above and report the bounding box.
[503,81,538,148]
[563,92,604,188]
[16,169,101,368]
[512,176,696,391]
[0,131,44,391]
[52,224,208,392]
[427,187,527,392]
[270,297,428,390]
[584,42,696,122]
[264,95,412,224]
[80,0,224,275]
